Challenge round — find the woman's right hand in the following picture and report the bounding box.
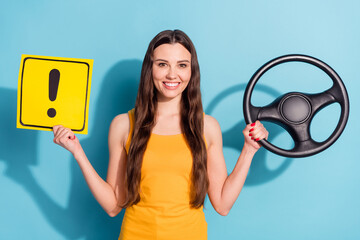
[53,125,82,156]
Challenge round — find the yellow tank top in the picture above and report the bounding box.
[118,109,207,240]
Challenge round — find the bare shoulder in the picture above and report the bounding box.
[204,114,220,130]
[204,114,222,147]
[110,113,130,133]
[109,113,130,148]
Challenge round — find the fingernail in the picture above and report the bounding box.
[249,133,252,136]
[251,123,256,127]
[250,128,254,132]
[72,136,76,140]
[256,138,260,141]
[251,137,254,140]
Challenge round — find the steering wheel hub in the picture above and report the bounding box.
[280,94,311,124]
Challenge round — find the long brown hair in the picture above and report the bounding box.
[122,30,208,209]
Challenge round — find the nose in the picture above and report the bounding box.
[166,66,177,80]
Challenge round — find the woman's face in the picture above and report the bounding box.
[152,43,191,102]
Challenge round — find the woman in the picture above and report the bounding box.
[53,29,268,239]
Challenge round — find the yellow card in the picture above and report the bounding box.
[17,55,93,134]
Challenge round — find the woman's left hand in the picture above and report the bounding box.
[242,120,269,151]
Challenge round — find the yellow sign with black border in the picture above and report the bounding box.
[17,55,93,134]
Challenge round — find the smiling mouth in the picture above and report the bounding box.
[163,82,180,89]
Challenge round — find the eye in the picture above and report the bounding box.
[179,63,188,68]
[158,62,167,67]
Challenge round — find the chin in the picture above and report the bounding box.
[158,91,182,101]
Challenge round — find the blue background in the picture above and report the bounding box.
[1,0,359,239]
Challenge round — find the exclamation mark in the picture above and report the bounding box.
[47,69,60,118]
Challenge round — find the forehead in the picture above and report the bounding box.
[153,43,191,60]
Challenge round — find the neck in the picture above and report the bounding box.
[156,95,182,116]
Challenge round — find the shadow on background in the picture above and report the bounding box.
[206,83,293,186]
[1,59,142,240]
[0,88,38,180]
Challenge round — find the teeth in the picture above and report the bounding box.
[164,82,179,87]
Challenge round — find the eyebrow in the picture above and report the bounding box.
[154,59,190,63]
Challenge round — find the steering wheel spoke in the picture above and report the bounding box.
[247,104,261,122]
[287,122,311,142]
[327,83,348,106]
[304,91,336,115]
[257,99,283,123]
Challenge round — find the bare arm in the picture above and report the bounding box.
[52,113,129,217]
[205,115,268,216]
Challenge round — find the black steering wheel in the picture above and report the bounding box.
[243,54,349,158]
